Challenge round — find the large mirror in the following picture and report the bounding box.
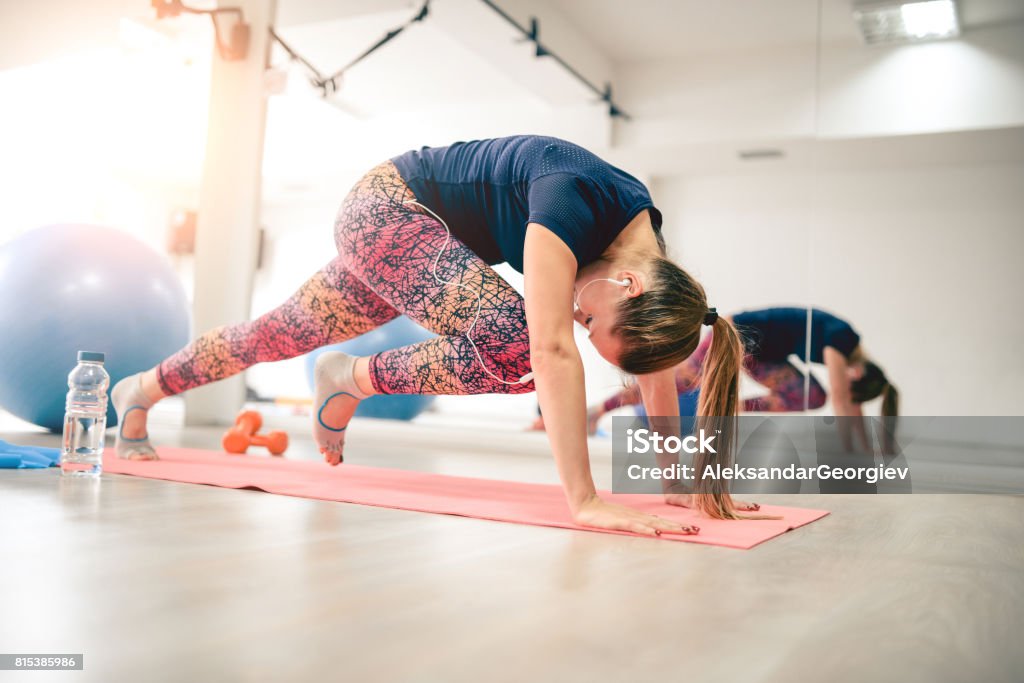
[807,0,1024,421]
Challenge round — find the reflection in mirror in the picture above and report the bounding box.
[808,0,1024,418]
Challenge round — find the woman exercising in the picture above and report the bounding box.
[111,135,761,533]
[582,307,898,445]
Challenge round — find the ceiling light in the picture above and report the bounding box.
[853,0,960,45]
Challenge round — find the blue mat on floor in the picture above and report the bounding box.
[0,439,60,469]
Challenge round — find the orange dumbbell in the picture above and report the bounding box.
[222,410,288,456]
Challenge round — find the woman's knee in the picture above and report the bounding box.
[476,327,532,394]
[476,303,529,351]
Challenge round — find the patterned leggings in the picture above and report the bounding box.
[680,332,827,412]
[157,161,534,397]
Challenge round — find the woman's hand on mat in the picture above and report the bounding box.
[573,495,699,536]
[664,492,762,512]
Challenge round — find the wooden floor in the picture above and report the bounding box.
[2,419,1023,683]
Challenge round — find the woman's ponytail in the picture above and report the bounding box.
[882,383,899,419]
[691,317,743,519]
[881,383,899,455]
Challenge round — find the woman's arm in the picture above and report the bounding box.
[587,359,700,433]
[523,224,696,536]
[823,347,871,452]
[823,346,853,410]
[523,225,595,512]
[636,369,690,495]
[637,367,680,416]
[577,383,641,434]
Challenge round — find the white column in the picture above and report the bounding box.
[186,0,276,426]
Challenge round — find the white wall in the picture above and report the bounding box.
[653,162,1024,416]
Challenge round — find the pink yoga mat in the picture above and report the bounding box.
[104,448,828,549]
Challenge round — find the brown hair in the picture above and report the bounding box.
[614,258,769,519]
[615,258,707,375]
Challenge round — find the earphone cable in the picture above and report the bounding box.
[404,200,531,386]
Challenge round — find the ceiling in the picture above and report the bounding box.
[545,0,1024,63]
[271,11,530,113]
[4,0,1021,73]
[275,0,414,27]
[3,0,1019,199]
[264,0,1024,189]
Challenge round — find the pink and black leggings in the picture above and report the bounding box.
[156,161,534,397]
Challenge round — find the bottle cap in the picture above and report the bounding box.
[77,351,105,363]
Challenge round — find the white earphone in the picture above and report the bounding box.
[573,276,632,312]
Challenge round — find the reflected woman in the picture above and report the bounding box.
[581,307,898,449]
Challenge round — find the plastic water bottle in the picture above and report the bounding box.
[60,351,110,477]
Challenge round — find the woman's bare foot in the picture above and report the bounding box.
[111,372,160,460]
[312,352,374,465]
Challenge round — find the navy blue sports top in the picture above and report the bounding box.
[391,136,662,273]
[733,307,861,364]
